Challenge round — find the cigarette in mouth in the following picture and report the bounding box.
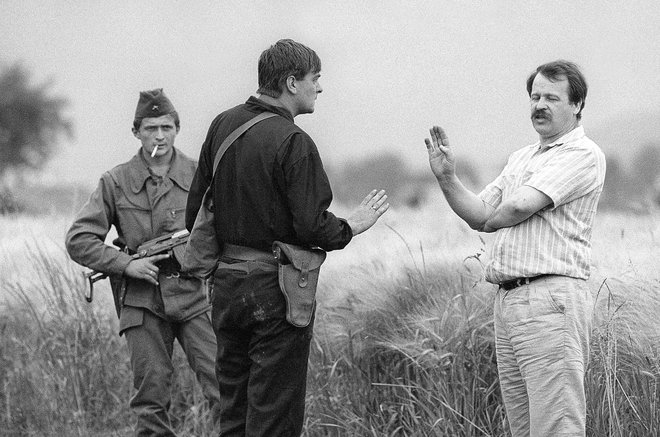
[151,145,159,158]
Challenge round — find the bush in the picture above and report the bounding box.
[0,188,25,215]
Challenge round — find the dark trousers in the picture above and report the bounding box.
[124,309,221,436]
[212,266,314,437]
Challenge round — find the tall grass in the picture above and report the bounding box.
[0,241,214,436]
[0,243,131,435]
[586,277,660,437]
[1,206,659,436]
[306,259,505,436]
[300,207,660,436]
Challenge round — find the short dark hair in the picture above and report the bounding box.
[526,60,588,120]
[257,39,321,98]
[133,111,180,131]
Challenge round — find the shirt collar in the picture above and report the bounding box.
[127,148,193,193]
[535,125,585,151]
[245,95,295,122]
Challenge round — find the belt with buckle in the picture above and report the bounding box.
[499,275,547,291]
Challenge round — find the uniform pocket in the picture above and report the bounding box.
[115,201,152,247]
[119,306,144,336]
[162,207,187,232]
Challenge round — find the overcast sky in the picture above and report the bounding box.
[2,0,659,186]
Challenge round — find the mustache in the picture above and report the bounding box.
[532,109,550,119]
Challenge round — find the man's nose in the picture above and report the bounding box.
[155,127,165,138]
[535,98,548,109]
[316,83,323,93]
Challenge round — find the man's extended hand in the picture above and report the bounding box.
[423,125,495,230]
[347,189,390,236]
[424,126,456,180]
[124,253,170,286]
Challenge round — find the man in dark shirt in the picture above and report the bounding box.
[186,39,389,436]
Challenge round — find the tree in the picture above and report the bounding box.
[600,154,632,210]
[0,63,73,180]
[631,143,660,208]
[631,143,660,188]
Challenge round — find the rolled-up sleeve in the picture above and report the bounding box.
[479,172,505,209]
[525,146,601,208]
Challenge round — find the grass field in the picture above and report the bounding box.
[1,199,658,436]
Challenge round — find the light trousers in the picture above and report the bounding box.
[494,275,593,437]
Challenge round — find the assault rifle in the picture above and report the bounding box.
[84,229,190,303]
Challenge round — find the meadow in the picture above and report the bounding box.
[0,198,658,436]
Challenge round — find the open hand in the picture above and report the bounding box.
[347,189,390,236]
[124,253,170,286]
[424,126,456,180]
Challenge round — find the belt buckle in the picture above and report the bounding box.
[516,278,527,288]
[500,277,529,290]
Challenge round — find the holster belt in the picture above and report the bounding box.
[222,243,277,263]
[499,275,547,291]
[216,243,278,275]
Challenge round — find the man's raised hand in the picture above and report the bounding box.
[424,126,456,180]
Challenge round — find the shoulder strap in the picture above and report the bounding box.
[211,111,278,177]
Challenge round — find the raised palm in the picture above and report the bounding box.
[424,125,456,179]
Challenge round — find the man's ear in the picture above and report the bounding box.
[284,76,297,95]
[132,127,140,139]
[573,100,583,115]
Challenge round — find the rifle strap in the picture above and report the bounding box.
[211,111,278,179]
[182,112,278,279]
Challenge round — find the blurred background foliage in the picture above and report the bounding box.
[1,62,659,216]
[0,62,75,214]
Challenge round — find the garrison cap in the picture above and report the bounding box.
[134,88,175,119]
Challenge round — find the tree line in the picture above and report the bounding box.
[1,62,658,215]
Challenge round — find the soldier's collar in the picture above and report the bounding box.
[127,148,191,193]
[127,152,151,193]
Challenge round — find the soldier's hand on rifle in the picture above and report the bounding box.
[347,189,390,236]
[124,254,170,286]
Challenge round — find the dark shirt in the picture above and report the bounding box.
[186,96,352,252]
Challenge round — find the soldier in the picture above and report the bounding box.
[66,89,220,436]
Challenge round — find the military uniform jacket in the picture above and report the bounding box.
[66,148,210,332]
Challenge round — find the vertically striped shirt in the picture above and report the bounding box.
[478,126,606,284]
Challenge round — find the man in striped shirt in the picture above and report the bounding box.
[425,60,605,436]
